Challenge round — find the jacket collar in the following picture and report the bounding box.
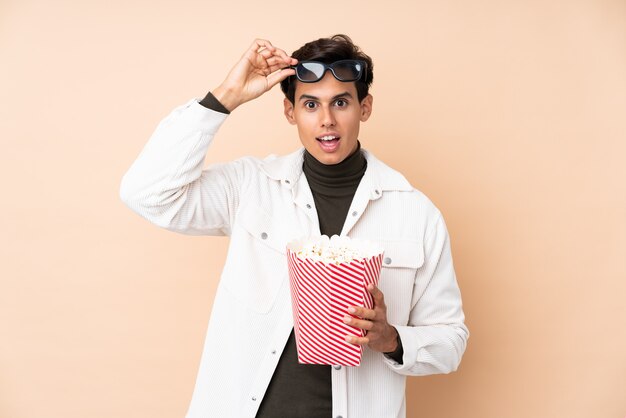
[259,147,413,192]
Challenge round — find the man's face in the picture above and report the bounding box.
[284,72,373,165]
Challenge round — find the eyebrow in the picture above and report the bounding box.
[298,91,353,102]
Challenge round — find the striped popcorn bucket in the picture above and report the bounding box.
[286,237,384,367]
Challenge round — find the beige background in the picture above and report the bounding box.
[1,0,625,417]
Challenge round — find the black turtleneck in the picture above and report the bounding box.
[303,142,368,237]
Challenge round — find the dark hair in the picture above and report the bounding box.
[280,34,374,104]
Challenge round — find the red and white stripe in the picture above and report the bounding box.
[287,250,383,367]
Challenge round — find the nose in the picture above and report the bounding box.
[320,105,336,128]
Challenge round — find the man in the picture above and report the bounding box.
[120,34,468,418]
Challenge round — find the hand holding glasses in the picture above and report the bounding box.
[213,39,297,111]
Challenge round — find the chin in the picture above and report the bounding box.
[318,154,345,165]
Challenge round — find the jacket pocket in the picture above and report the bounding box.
[219,205,290,314]
[377,240,424,324]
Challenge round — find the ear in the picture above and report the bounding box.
[283,98,297,125]
[359,94,373,122]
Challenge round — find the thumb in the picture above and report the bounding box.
[266,67,296,90]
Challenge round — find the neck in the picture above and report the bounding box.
[302,142,367,197]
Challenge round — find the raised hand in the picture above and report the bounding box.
[212,39,297,111]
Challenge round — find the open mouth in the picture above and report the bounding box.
[316,134,341,152]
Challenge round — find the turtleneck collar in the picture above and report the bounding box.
[302,141,367,197]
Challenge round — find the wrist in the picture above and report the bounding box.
[212,84,240,112]
[383,326,400,353]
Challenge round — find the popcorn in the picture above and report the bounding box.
[296,241,363,263]
[291,234,382,264]
[286,235,384,367]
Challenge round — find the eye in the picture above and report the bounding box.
[335,99,348,107]
[304,101,317,110]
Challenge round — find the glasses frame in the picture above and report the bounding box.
[289,59,368,84]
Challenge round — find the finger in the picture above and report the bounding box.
[265,56,281,66]
[265,54,296,65]
[243,39,276,61]
[266,63,290,75]
[257,53,294,75]
[368,284,385,306]
[260,43,296,66]
[258,48,274,59]
[266,63,288,74]
[265,56,296,71]
[251,38,275,53]
[266,67,296,89]
[343,315,374,331]
[345,335,369,346]
[272,47,293,62]
[347,306,376,321]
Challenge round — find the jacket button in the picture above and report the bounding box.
[351,211,358,217]
[306,204,312,209]
[285,179,290,184]
[375,189,380,195]
[384,257,392,265]
[252,396,257,401]
[333,365,342,370]
[261,232,268,240]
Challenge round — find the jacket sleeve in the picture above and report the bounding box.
[383,212,469,375]
[119,99,253,236]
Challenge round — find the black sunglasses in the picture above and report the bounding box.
[290,60,367,83]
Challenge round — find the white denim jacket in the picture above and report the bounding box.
[120,99,469,418]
